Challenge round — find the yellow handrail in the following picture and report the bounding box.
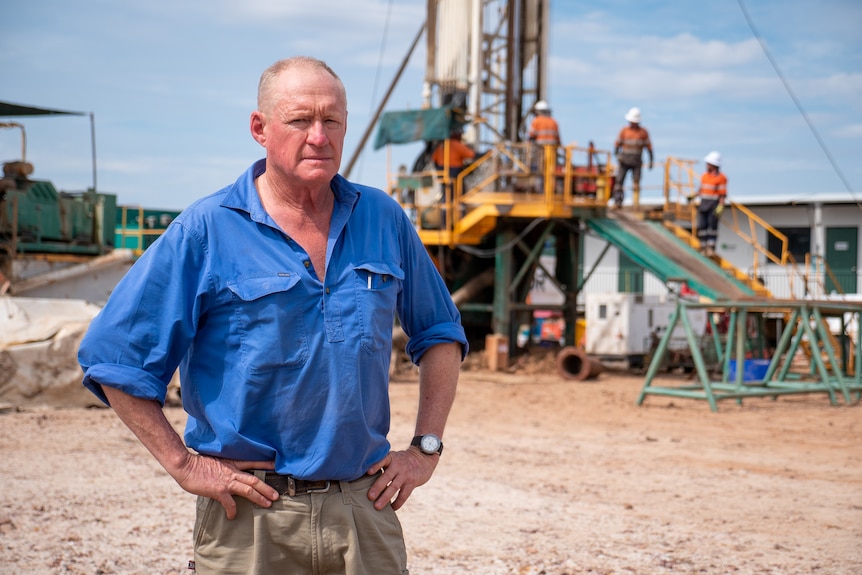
[726,201,795,267]
[115,206,174,256]
[662,156,698,212]
[661,156,846,299]
[806,253,847,297]
[387,141,614,245]
[117,206,145,255]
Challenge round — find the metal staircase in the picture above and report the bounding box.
[662,219,771,297]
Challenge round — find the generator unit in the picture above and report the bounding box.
[585,292,707,369]
[0,160,117,255]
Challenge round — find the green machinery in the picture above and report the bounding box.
[1,107,121,283]
[0,158,122,288]
[0,161,179,276]
[115,205,182,253]
[1,105,177,287]
[1,167,117,256]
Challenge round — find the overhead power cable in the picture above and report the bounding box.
[356,0,394,181]
[737,0,856,200]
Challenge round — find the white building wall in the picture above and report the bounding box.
[742,204,862,298]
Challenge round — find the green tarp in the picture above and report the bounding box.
[373,106,464,149]
[0,101,85,117]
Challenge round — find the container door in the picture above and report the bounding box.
[825,227,857,294]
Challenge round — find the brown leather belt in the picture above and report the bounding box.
[263,473,333,496]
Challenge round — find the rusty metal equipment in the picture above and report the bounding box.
[556,346,603,381]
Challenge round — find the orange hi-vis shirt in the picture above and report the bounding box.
[529,116,561,145]
[432,139,476,169]
[615,125,652,165]
[699,172,728,200]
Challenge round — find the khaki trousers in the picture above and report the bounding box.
[192,473,409,575]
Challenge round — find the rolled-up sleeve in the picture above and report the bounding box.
[395,215,468,364]
[78,221,208,406]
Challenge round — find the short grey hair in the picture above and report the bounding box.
[257,56,347,113]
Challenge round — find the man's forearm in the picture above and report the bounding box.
[415,342,461,436]
[102,386,191,477]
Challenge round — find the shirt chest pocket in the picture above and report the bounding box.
[227,274,309,372]
[353,263,404,354]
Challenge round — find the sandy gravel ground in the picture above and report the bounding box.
[1,360,860,574]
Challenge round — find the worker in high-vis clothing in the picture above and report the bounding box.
[431,129,476,210]
[431,130,476,182]
[613,107,653,208]
[694,151,728,256]
[528,100,561,192]
[528,100,561,146]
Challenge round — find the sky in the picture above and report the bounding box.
[2,0,861,211]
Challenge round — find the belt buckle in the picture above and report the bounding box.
[286,476,331,496]
[307,480,331,494]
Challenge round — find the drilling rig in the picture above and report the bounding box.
[366,0,861,405]
[372,0,614,359]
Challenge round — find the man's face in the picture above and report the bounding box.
[256,67,348,189]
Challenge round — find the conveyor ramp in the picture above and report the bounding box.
[587,212,758,302]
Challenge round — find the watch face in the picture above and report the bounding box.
[420,435,441,453]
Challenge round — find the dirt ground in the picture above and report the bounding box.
[1,354,860,575]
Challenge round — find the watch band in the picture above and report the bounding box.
[411,434,444,456]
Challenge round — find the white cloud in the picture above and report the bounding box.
[615,34,761,69]
[4,0,859,207]
[212,0,424,65]
[805,72,862,102]
[832,123,862,139]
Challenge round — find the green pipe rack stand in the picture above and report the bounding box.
[637,299,862,411]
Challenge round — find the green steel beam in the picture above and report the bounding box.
[492,227,515,340]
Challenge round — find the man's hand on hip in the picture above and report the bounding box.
[172,453,278,520]
[365,449,438,511]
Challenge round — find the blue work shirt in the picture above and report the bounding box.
[79,159,467,481]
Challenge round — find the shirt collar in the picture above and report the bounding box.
[220,159,360,226]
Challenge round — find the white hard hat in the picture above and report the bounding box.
[704,151,722,167]
[535,100,550,112]
[625,107,641,123]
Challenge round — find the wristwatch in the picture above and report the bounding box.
[411,434,444,456]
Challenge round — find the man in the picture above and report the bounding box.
[430,129,476,227]
[431,129,475,211]
[694,150,728,256]
[528,100,560,147]
[78,56,467,574]
[613,107,653,208]
[431,129,476,182]
[527,100,561,192]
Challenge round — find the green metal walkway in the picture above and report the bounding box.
[587,211,758,302]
